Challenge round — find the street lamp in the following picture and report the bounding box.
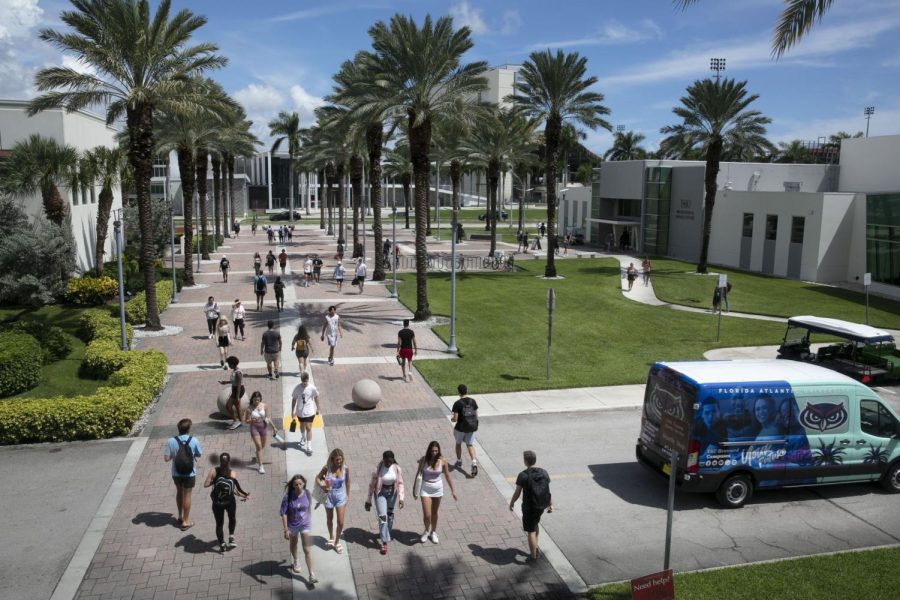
[391,188,398,299]
[616,124,626,133]
[195,191,202,272]
[113,213,128,351]
[448,206,459,354]
[710,57,726,83]
[864,106,875,138]
[166,161,177,303]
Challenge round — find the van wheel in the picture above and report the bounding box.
[881,463,900,493]
[716,474,753,508]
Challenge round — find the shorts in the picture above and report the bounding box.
[295,349,309,358]
[255,291,266,297]
[325,488,347,509]
[399,347,413,361]
[454,430,476,446]
[264,352,280,365]
[218,336,230,348]
[522,506,544,533]
[297,415,315,424]
[420,478,443,498]
[288,524,311,536]
[250,421,267,437]
[172,476,196,489]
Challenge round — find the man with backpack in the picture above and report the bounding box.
[220,255,230,283]
[451,384,479,477]
[164,418,203,531]
[509,450,553,562]
[254,272,267,311]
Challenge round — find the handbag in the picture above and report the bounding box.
[289,418,297,433]
[311,481,328,507]
[414,473,423,497]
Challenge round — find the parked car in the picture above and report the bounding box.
[270,210,302,221]
[478,210,508,221]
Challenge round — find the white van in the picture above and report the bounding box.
[636,360,900,508]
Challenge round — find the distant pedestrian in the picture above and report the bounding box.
[722,281,732,312]
[291,324,312,373]
[303,255,313,287]
[274,276,285,312]
[232,220,241,238]
[266,250,276,275]
[517,230,524,252]
[641,257,652,286]
[451,384,479,477]
[320,305,342,366]
[412,441,457,545]
[280,474,318,582]
[278,226,285,244]
[312,255,323,283]
[620,228,630,251]
[333,262,345,293]
[290,372,320,456]
[219,255,230,283]
[606,232,615,252]
[253,252,262,273]
[251,222,257,236]
[355,258,367,294]
[626,262,637,292]
[509,450,553,562]
[216,315,231,368]
[712,286,722,312]
[539,222,546,238]
[267,227,275,245]
[231,299,245,341]
[243,391,280,473]
[225,356,244,430]
[531,235,542,251]
[382,239,391,264]
[396,319,417,382]
[365,450,405,555]
[522,230,529,254]
[203,452,249,553]
[253,272,267,311]
[337,241,344,261]
[287,226,294,243]
[165,418,203,531]
[260,320,281,380]
[563,234,570,255]
[204,296,220,339]
[316,449,350,554]
[279,249,288,275]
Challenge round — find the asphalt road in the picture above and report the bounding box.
[479,405,900,586]
[0,439,132,600]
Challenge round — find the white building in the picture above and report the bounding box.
[0,99,122,272]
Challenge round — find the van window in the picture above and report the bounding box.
[796,396,850,434]
[861,400,899,439]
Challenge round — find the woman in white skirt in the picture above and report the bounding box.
[412,441,457,544]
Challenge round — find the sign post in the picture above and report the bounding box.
[716,274,727,342]
[656,414,690,571]
[546,288,555,380]
[863,272,871,325]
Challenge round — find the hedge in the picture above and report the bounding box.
[79,309,133,346]
[3,321,72,365]
[0,332,42,397]
[65,275,119,306]
[0,310,167,444]
[124,280,174,325]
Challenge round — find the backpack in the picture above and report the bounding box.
[255,276,266,293]
[296,338,307,352]
[211,474,235,507]
[172,436,194,476]
[525,468,551,510]
[459,397,478,431]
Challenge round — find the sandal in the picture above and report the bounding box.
[309,574,319,585]
[180,521,195,531]
[325,538,334,548]
[334,542,344,554]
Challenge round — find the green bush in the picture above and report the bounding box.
[4,322,72,364]
[124,280,174,325]
[78,309,133,346]
[0,332,42,397]
[65,275,118,306]
[81,338,128,379]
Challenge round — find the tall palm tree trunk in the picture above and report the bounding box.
[41,183,68,226]
[450,160,461,211]
[698,135,723,274]
[409,117,432,321]
[544,114,561,277]
[326,164,335,236]
[126,103,160,328]
[402,173,411,229]
[368,123,385,281]
[94,184,114,275]
[288,154,295,223]
[221,157,229,237]
[488,162,499,257]
[178,148,196,286]
[197,150,210,260]
[336,163,346,246]
[318,169,326,230]
[227,155,235,233]
[212,156,222,242]
[350,154,363,257]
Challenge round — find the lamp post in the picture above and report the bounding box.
[391,191,398,298]
[113,213,128,351]
[710,57,726,83]
[195,191,201,272]
[448,207,459,354]
[864,106,875,138]
[166,162,177,303]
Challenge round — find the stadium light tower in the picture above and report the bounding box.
[864,106,875,138]
[710,58,726,83]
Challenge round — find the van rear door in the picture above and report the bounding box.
[638,364,697,471]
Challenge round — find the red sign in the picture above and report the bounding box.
[630,569,674,600]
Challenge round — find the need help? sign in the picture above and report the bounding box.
[631,569,674,600]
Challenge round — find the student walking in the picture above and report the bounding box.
[280,475,318,582]
[354,258,367,294]
[451,384,479,476]
[320,305,342,366]
[267,227,275,245]
[722,281,733,312]
[396,319,417,382]
[290,372,320,455]
[203,452,249,552]
[219,255,230,283]
[244,392,280,473]
[365,450,405,555]
[316,449,350,554]
[225,356,244,430]
[266,250,276,275]
[333,262,345,293]
[641,257,652,286]
[260,320,281,380]
[626,262,638,292]
[216,315,232,368]
[412,441,457,544]
[253,252,262,273]
[278,249,288,275]
[291,324,312,373]
[303,256,313,287]
[254,272,267,311]
[204,297,220,339]
[274,276,285,312]
[522,230,529,254]
[509,450,553,562]
[312,255,323,283]
[231,299,245,341]
[164,418,203,531]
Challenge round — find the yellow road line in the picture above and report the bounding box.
[282,415,324,430]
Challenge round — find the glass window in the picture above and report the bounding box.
[765,215,778,241]
[791,216,805,244]
[742,213,753,237]
[71,187,79,206]
[861,399,899,438]
[867,194,900,285]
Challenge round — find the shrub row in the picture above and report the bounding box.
[3,321,72,365]
[79,309,133,346]
[65,275,119,306]
[124,280,174,325]
[0,332,42,397]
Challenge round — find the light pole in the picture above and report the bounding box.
[616,124,626,133]
[710,57,726,83]
[166,162,177,303]
[448,207,459,354]
[113,213,127,351]
[195,191,201,272]
[864,106,875,137]
[391,192,398,298]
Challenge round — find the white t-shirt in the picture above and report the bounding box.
[232,304,245,320]
[304,259,313,274]
[325,314,340,345]
[356,262,366,278]
[292,383,319,418]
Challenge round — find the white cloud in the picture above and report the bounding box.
[61,54,97,76]
[0,0,43,41]
[267,6,334,23]
[450,1,489,35]
[500,10,521,36]
[0,0,45,99]
[231,82,325,149]
[234,83,285,115]
[529,19,662,50]
[289,84,326,121]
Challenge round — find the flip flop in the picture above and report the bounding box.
[325,538,334,548]
[334,542,344,554]
[180,521,195,531]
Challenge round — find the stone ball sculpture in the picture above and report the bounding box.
[216,386,250,417]
[352,378,382,410]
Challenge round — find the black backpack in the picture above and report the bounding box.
[211,474,235,507]
[525,468,551,510]
[255,276,266,293]
[172,436,194,476]
[459,397,478,431]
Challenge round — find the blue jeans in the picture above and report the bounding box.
[375,487,397,543]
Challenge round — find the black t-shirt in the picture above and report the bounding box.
[452,397,478,432]
[313,258,323,270]
[261,330,281,354]
[398,328,415,349]
[516,467,550,511]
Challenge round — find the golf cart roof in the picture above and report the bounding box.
[787,316,894,343]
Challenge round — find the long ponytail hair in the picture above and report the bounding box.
[216,452,231,478]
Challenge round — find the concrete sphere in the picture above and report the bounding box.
[351,379,382,410]
[216,386,250,417]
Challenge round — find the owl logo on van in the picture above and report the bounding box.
[647,383,685,421]
[799,402,848,432]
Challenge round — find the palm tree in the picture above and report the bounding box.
[383,143,413,230]
[777,140,814,163]
[660,78,772,273]
[677,0,835,58]
[366,14,488,320]
[85,146,126,274]
[0,134,78,226]
[29,0,226,328]
[219,115,259,233]
[604,131,648,161]
[268,111,302,222]
[316,107,354,249]
[511,49,611,277]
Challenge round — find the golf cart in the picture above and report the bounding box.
[777,315,900,384]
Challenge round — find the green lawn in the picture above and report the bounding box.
[397,258,788,395]
[0,305,106,399]
[650,258,900,330]
[589,547,900,600]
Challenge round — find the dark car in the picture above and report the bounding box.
[477,210,508,221]
[270,210,302,221]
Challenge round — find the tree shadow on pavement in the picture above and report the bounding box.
[132,512,178,528]
[468,543,528,566]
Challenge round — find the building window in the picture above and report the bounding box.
[765,215,778,241]
[866,194,900,285]
[791,216,805,244]
[742,213,753,238]
[71,187,79,206]
[643,167,671,255]
[151,183,165,196]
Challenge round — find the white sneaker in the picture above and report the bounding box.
[420,530,430,543]
[258,465,265,474]
[430,531,439,544]
[209,333,213,339]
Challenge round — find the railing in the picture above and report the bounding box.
[386,253,515,272]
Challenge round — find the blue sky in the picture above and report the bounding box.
[3,0,899,155]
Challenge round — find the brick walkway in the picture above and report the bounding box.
[74,224,575,599]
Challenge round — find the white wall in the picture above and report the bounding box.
[838,135,900,193]
[598,160,645,199]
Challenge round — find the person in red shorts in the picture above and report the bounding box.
[396,319,417,382]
